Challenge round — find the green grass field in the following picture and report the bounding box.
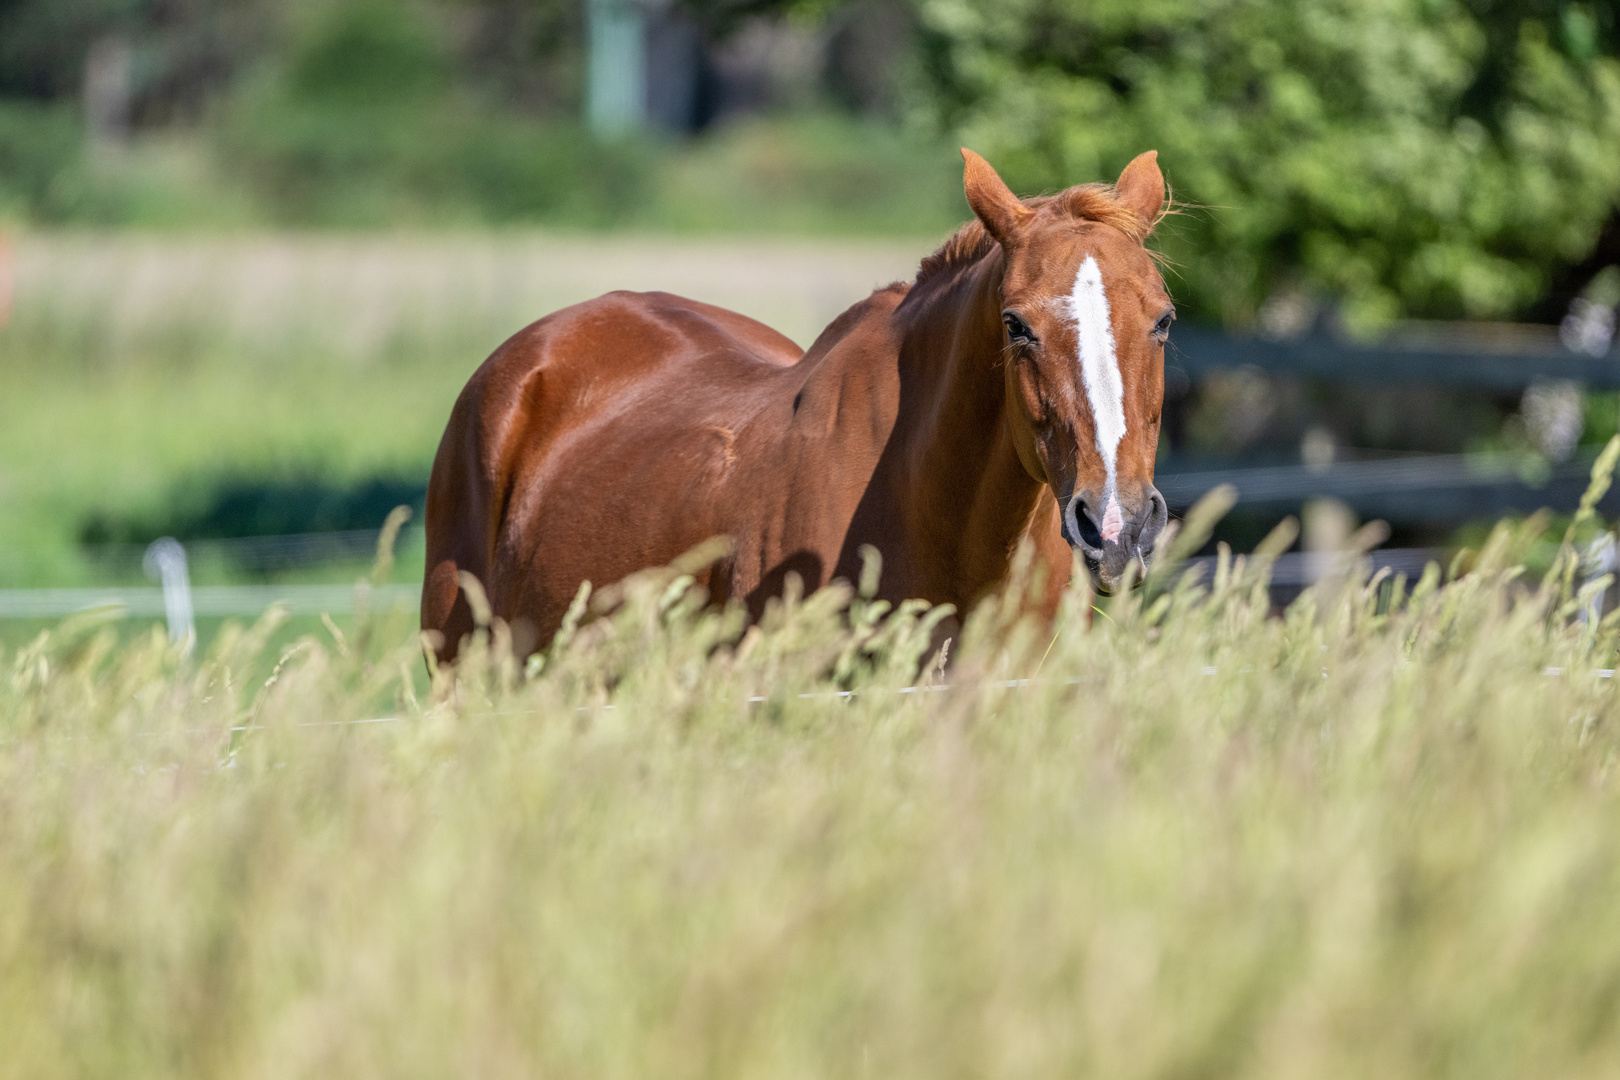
[0,229,927,662]
[6,502,1620,1078]
[0,231,923,595]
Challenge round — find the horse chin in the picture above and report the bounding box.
[1074,544,1150,596]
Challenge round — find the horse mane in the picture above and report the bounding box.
[914,182,1167,288]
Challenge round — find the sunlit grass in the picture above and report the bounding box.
[7,224,1620,1075]
[5,492,1620,1078]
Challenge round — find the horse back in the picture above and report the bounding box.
[422,291,803,660]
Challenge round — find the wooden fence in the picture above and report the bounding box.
[1159,327,1620,520]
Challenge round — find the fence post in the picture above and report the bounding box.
[586,0,646,136]
[0,231,11,329]
[1583,532,1618,625]
[143,537,195,652]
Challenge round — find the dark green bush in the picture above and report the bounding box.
[0,100,85,220]
[911,0,1620,328]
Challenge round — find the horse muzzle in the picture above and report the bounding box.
[1061,486,1169,592]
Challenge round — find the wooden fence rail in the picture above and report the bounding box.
[1170,327,1619,390]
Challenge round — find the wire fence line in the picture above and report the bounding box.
[0,582,421,620]
[0,551,1442,621]
[83,528,425,575]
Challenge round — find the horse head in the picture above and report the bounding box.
[962,148,1173,592]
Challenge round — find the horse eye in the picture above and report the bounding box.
[1153,311,1175,338]
[1003,312,1034,343]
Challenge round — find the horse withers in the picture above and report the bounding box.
[422,149,1174,662]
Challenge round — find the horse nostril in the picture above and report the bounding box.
[1147,490,1167,524]
[1138,488,1169,551]
[1070,500,1104,550]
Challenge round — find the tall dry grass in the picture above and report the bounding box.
[6,474,1620,1078]
[0,232,924,374]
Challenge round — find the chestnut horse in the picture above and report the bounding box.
[422,150,1173,662]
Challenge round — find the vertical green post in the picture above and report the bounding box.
[586,0,646,136]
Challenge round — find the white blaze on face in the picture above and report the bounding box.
[1067,255,1127,543]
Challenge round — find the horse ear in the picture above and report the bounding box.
[962,149,1031,243]
[1113,151,1165,234]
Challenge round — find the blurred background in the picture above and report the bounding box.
[1,0,1619,646]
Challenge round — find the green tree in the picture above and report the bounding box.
[911,0,1620,329]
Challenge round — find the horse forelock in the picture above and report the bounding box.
[914,182,1165,289]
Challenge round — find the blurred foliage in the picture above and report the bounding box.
[0,0,583,118]
[0,0,1618,324]
[0,100,81,214]
[911,0,1620,329]
[169,0,651,225]
[640,113,961,232]
[0,0,953,228]
[0,0,137,100]
[218,63,657,226]
[674,0,852,36]
[0,0,279,122]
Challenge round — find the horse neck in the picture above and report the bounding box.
[888,252,1046,594]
